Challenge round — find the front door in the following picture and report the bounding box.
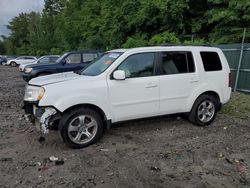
[108,52,160,122]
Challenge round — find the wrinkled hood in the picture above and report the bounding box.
[29,72,80,86]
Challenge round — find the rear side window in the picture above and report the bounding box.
[200,52,222,71]
[160,51,195,75]
[25,57,35,60]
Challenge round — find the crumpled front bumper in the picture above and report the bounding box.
[23,102,59,134]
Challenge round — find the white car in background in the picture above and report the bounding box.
[19,55,60,72]
[6,56,37,67]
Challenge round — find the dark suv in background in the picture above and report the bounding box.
[23,50,102,82]
[0,56,7,65]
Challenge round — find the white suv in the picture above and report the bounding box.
[23,46,231,148]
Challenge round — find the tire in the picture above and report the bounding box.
[10,61,17,67]
[188,94,219,126]
[59,108,104,149]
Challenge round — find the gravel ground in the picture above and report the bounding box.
[0,65,250,188]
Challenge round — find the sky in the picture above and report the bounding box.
[0,0,45,36]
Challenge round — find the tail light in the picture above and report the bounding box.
[228,72,232,87]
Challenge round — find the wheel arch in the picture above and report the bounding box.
[62,103,108,122]
[191,90,222,111]
[10,61,17,65]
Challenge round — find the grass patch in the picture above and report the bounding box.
[221,92,250,119]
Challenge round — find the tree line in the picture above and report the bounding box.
[0,0,249,56]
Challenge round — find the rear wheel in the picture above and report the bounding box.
[10,61,17,67]
[59,108,104,148]
[188,94,219,126]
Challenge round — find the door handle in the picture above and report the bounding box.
[189,78,199,83]
[145,83,158,88]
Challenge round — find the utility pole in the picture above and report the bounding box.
[234,28,246,92]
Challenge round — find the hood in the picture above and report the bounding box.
[27,62,58,69]
[20,62,35,68]
[22,62,36,66]
[29,72,80,86]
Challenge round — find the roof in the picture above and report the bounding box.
[108,49,128,53]
[110,46,221,54]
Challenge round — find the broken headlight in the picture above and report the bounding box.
[24,85,45,102]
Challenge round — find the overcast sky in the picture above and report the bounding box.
[0,0,44,36]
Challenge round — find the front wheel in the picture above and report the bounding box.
[188,94,219,126]
[59,108,104,149]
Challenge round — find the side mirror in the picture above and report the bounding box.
[113,70,126,80]
[61,59,66,65]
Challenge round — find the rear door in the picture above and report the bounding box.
[25,57,36,63]
[158,51,199,114]
[108,52,160,122]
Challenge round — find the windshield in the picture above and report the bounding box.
[36,56,45,63]
[80,52,122,76]
[56,53,68,63]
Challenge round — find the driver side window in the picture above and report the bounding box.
[117,53,155,78]
[65,53,81,64]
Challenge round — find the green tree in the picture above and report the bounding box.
[2,0,250,55]
[0,40,6,54]
[149,32,180,45]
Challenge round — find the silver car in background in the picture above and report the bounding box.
[19,55,60,72]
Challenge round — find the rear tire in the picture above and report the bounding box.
[188,94,219,126]
[59,108,104,149]
[10,62,17,67]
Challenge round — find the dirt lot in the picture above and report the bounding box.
[0,66,250,188]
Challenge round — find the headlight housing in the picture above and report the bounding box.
[24,67,32,73]
[24,85,45,102]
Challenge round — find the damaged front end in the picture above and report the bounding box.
[39,107,57,134]
[23,85,61,135]
[23,103,61,134]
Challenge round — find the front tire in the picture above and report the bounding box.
[188,94,219,126]
[59,108,104,149]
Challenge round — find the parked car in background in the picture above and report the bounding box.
[6,56,37,67]
[0,56,7,65]
[19,55,60,72]
[23,50,102,82]
[2,56,15,65]
[23,46,231,148]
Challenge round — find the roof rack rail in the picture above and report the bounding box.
[161,43,212,47]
